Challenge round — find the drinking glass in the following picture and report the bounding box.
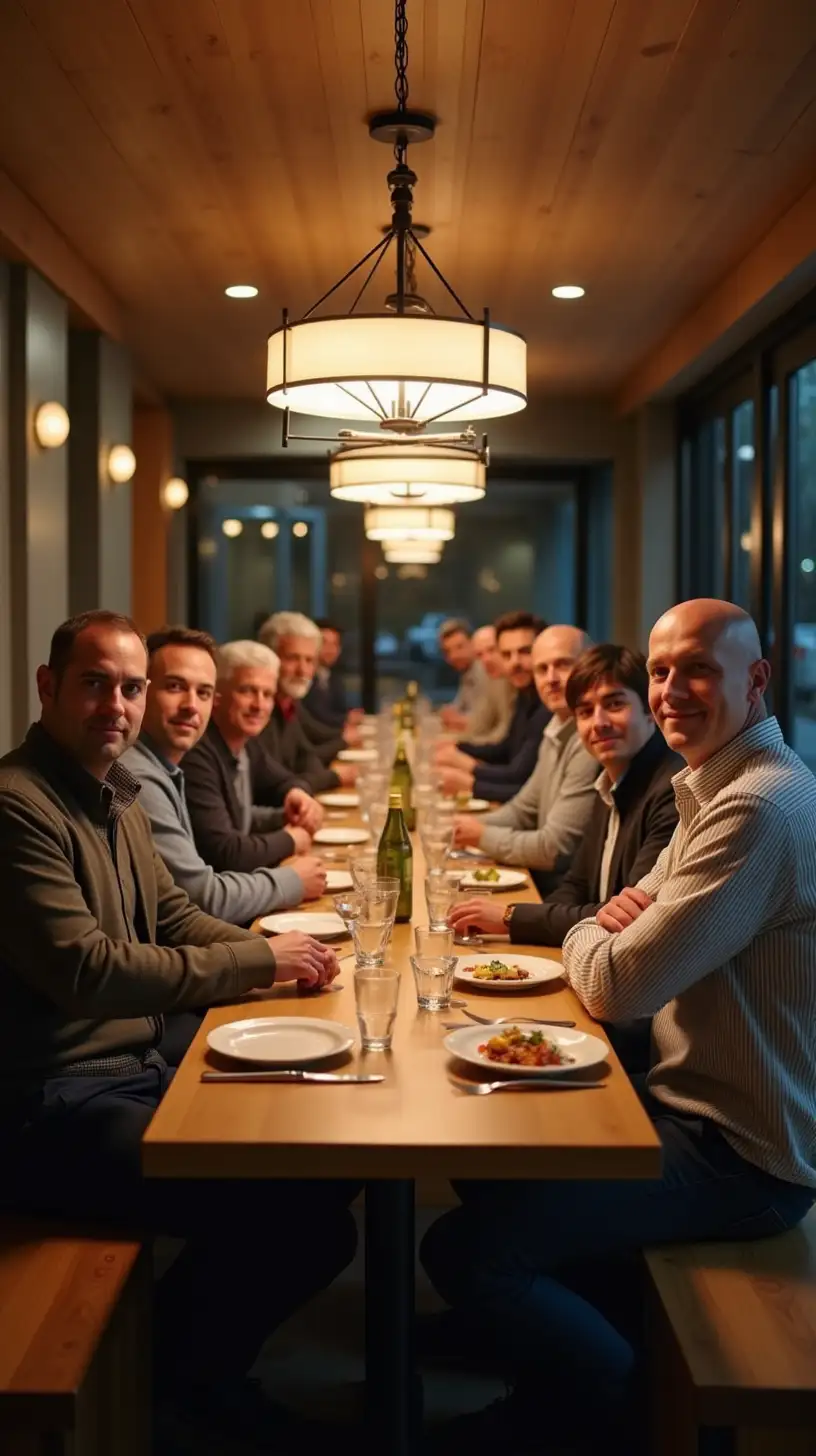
[424,872,463,930]
[410,955,457,1011]
[414,923,454,957]
[366,878,400,925]
[333,890,364,925]
[355,965,400,1050]
[420,825,452,872]
[351,912,392,968]
[350,849,378,893]
[367,800,388,842]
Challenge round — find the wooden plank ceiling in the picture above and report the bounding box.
[1,0,815,399]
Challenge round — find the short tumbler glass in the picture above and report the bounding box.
[425,871,464,930]
[354,965,401,1051]
[351,912,392,968]
[414,923,454,958]
[410,955,457,1011]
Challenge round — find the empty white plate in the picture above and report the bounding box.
[325,869,354,892]
[337,748,378,763]
[453,953,563,991]
[435,797,491,814]
[460,867,528,891]
[314,826,371,845]
[207,1017,355,1066]
[318,792,360,808]
[443,1023,609,1075]
[259,911,348,939]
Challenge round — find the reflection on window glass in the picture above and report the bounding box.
[792,359,816,773]
[732,400,755,609]
[225,522,277,640]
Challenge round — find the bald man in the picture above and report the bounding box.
[452,626,600,893]
[422,600,815,1451]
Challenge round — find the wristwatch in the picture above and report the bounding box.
[502,903,516,931]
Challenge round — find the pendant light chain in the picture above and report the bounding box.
[393,0,409,166]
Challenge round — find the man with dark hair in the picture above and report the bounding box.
[124,627,327,919]
[435,611,551,803]
[437,620,482,731]
[451,643,681,943]
[302,617,361,731]
[0,610,356,1448]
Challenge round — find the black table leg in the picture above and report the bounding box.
[365,1178,418,1453]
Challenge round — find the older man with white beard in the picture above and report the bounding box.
[258,612,357,793]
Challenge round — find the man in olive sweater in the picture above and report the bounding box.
[0,611,356,1447]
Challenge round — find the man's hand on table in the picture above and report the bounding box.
[343,724,363,747]
[434,742,474,771]
[452,813,484,849]
[289,855,328,901]
[267,931,339,988]
[287,825,313,855]
[596,888,653,933]
[284,787,324,834]
[439,766,475,797]
[440,705,469,732]
[334,763,358,787]
[448,897,507,937]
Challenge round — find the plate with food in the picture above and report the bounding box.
[459,866,528,891]
[453,954,563,990]
[318,792,360,808]
[443,1023,609,1076]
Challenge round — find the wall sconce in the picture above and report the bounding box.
[222,518,243,538]
[34,401,70,449]
[260,521,280,539]
[108,444,136,483]
[162,477,189,510]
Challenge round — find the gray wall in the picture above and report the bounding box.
[7,265,69,738]
[69,331,132,615]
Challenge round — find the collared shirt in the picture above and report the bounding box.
[453,661,484,716]
[478,714,600,872]
[563,718,816,1189]
[595,771,621,901]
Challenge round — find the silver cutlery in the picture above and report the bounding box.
[460,1009,576,1029]
[453,1078,602,1095]
[201,1070,384,1084]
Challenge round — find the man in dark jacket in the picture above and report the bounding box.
[450,644,681,943]
[0,611,355,1448]
[182,639,325,872]
[302,618,355,729]
[434,611,550,803]
[258,612,358,792]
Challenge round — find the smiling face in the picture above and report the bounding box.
[532,627,587,715]
[441,630,474,674]
[472,626,503,679]
[497,627,537,691]
[141,644,217,764]
[37,625,148,778]
[574,677,655,774]
[277,634,318,699]
[647,603,770,768]
[213,663,278,746]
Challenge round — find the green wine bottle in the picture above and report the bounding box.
[391,736,415,830]
[377,791,413,923]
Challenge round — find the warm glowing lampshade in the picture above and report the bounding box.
[267,315,526,426]
[383,541,443,564]
[365,506,454,543]
[162,477,189,510]
[330,441,485,506]
[222,518,243,538]
[108,444,136,483]
[34,401,70,449]
[261,521,280,539]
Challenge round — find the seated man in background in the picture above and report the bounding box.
[302,617,360,730]
[183,639,324,873]
[461,623,515,744]
[0,610,356,1449]
[435,611,550,803]
[259,611,358,790]
[423,599,816,1454]
[451,643,680,943]
[125,626,327,921]
[451,625,599,893]
[438,619,480,730]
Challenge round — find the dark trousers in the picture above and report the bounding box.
[420,1083,813,1401]
[1,1057,359,1394]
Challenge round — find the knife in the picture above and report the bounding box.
[201,1070,384,1084]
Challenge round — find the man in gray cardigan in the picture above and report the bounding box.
[124,627,327,922]
[452,625,600,894]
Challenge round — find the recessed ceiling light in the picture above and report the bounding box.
[225,284,259,299]
[552,285,585,300]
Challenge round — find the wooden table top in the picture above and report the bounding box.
[142,800,661,1183]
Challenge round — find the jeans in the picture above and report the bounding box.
[1,1057,359,1394]
[420,1084,813,1398]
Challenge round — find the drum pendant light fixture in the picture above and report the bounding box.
[267,0,526,510]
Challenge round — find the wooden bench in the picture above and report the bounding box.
[0,1223,150,1456]
[646,1208,816,1456]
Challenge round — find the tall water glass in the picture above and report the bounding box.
[425,872,463,930]
[414,923,454,957]
[421,824,453,872]
[355,966,400,1051]
[349,849,378,893]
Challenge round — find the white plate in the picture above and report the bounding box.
[314,826,371,845]
[318,792,360,808]
[207,1017,355,1066]
[259,911,348,939]
[337,748,378,763]
[325,869,354,892]
[435,797,491,815]
[460,867,528,892]
[453,953,563,991]
[443,1023,609,1075]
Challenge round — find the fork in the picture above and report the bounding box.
[453,1078,603,1095]
[459,1009,576,1028]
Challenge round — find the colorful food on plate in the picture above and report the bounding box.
[464,959,531,982]
[472,866,500,883]
[479,1027,573,1067]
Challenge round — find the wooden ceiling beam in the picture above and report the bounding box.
[617,176,816,414]
[0,166,124,340]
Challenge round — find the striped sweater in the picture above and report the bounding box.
[563,718,816,1188]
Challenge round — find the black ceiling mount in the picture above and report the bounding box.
[368,110,436,147]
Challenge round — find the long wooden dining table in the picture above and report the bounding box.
[142,793,662,1452]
